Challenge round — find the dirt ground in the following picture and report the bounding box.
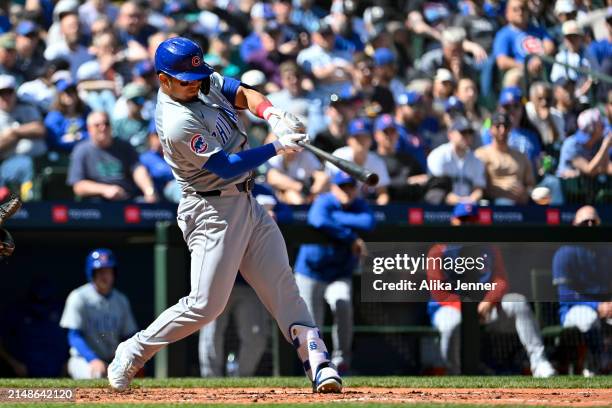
[76,387,612,406]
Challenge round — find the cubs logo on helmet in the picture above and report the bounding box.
[154,37,214,81]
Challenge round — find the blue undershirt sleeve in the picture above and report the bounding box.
[203,143,277,179]
[67,329,99,362]
[221,76,241,107]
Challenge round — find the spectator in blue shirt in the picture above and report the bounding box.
[552,205,611,376]
[294,171,375,374]
[557,108,612,179]
[493,0,555,76]
[44,79,89,153]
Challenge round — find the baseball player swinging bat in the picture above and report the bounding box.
[107,37,342,394]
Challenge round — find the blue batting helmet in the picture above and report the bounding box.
[154,37,214,81]
[85,248,116,281]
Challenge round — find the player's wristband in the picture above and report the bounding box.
[256,100,273,120]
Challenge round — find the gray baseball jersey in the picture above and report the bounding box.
[60,284,137,362]
[155,72,250,194]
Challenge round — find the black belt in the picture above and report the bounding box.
[196,178,254,197]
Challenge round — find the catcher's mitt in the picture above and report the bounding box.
[0,193,21,260]
[0,228,14,258]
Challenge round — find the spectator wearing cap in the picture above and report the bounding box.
[551,20,593,102]
[17,58,70,113]
[44,10,95,80]
[442,96,466,130]
[374,113,427,202]
[328,117,391,205]
[493,0,555,76]
[394,91,429,169]
[0,74,46,196]
[417,27,479,83]
[455,77,488,131]
[557,108,612,185]
[139,121,180,203]
[78,0,119,36]
[483,87,543,170]
[44,79,89,153]
[297,21,353,89]
[290,0,327,34]
[427,116,485,205]
[350,52,395,114]
[14,21,45,82]
[312,88,360,154]
[68,111,157,203]
[0,33,22,85]
[554,0,579,25]
[266,141,327,204]
[294,171,375,375]
[476,111,535,205]
[112,83,149,153]
[372,48,405,104]
[115,1,157,48]
[246,22,292,89]
[526,82,565,152]
[432,68,455,116]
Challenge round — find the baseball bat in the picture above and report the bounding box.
[297,142,380,186]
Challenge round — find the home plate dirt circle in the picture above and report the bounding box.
[76,387,612,405]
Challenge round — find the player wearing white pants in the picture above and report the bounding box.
[199,282,271,376]
[431,293,554,376]
[296,275,353,370]
[108,37,341,393]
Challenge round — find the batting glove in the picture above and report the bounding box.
[263,106,306,137]
[273,133,309,154]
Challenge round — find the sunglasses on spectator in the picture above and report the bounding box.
[0,88,15,96]
[91,120,110,127]
[576,218,599,226]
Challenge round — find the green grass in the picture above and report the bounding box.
[1,377,609,407]
[0,375,610,389]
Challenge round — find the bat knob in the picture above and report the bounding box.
[365,173,379,186]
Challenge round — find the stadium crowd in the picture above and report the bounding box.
[0,0,609,206]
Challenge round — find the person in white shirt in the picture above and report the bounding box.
[326,117,391,205]
[550,20,592,102]
[267,149,329,204]
[427,116,485,205]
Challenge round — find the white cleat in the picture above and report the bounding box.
[107,341,140,392]
[314,365,343,393]
[532,361,556,378]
